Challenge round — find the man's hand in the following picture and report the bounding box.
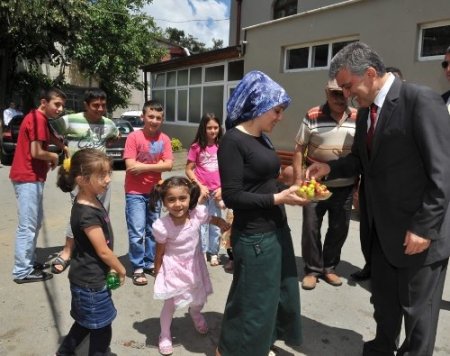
[403,231,431,255]
[305,162,331,180]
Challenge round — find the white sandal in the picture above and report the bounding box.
[210,255,219,266]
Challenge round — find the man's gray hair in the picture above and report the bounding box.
[329,42,386,79]
[446,45,450,54]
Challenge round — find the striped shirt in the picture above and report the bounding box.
[295,103,357,187]
[50,112,119,157]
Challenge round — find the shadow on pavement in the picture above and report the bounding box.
[133,311,223,355]
[297,315,364,355]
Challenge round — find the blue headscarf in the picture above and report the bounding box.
[225,70,291,130]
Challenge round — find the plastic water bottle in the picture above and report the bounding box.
[106,271,120,290]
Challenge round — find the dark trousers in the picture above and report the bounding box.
[302,185,353,275]
[56,322,112,356]
[363,237,448,356]
[218,226,302,355]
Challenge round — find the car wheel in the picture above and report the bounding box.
[2,154,13,165]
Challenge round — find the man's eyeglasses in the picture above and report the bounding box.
[442,61,449,69]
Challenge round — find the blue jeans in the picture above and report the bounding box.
[200,194,222,255]
[12,181,45,279]
[125,193,160,271]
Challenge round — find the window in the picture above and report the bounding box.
[151,62,243,125]
[284,38,357,72]
[152,73,165,87]
[203,86,224,118]
[177,70,188,86]
[205,65,224,82]
[274,0,297,20]
[177,90,188,122]
[189,87,201,123]
[228,60,244,81]
[190,67,202,84]
[419,22,450,59]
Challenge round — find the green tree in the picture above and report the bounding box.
[164,27,207,54]
[0,0,164,112]
[70,0,165,111]
[0,0,88,109]
[163,27,224,54]
[212,39,224,50]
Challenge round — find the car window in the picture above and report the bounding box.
[118,125,132,134]
[122,116,143,127]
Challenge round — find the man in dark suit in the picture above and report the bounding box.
[307,42,450,356]
[442,45,450,108]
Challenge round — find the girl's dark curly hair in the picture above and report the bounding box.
[148,176,201,212]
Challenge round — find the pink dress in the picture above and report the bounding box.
[153,205,213,309]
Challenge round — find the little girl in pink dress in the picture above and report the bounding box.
[149,176,230,355]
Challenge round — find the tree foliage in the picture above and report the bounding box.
[0,0,164,112]
[164,27,223,54]
[70,0,165,111]
[0,0,88,109]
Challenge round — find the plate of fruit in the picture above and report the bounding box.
[296,179,332,201]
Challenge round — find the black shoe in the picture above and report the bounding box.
[14,269,53,284]
[33,262,50,270]
[351,267,371,281]
[143,267,156,277]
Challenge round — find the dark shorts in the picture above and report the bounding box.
[218,225,302,355]
[70,283,117,329]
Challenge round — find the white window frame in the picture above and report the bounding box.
[150,60,244,126]
[418,20,450,62]
[283,37,358,73]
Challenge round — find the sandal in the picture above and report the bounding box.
[189,308,208,334]
[132,272,148,286]
[210,255,219,267]
[158,336,173,355]
[51,255,70,274]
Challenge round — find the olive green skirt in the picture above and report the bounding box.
[218,225,302,355]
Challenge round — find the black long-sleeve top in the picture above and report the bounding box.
[218,128,287,234]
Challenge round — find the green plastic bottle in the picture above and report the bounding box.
[106,271,120,290]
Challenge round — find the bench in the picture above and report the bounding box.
[276,150,294,169]
[276,150,295,184]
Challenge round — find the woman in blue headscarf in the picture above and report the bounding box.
[216,71,307,355]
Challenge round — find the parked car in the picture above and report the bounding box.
[106,119,134,165]
[1,114,64,165]
[120,110,143,131]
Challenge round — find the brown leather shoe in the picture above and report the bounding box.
[323,272,342,286]
[302,274,318,290]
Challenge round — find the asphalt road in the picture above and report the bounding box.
[0,165,449,355]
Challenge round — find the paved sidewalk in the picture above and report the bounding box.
[0,167,449,355]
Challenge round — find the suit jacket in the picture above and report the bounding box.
[330,78,450,267]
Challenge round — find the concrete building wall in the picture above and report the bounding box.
[242,0,450,150]
[229,0,345,45]
[229,0,274,45]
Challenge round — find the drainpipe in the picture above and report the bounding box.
[235,0,243,46]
